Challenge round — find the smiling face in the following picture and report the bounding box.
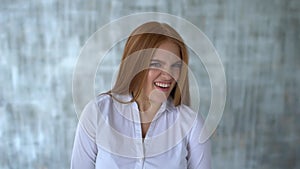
[112,22,190,106]
[141,41,182,103]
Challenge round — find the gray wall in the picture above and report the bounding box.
[1,0,299,168]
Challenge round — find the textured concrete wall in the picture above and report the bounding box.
[1,0,299,168]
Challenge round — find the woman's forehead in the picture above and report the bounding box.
[152,42,181,62]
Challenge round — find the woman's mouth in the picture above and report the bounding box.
[154,82,171,92]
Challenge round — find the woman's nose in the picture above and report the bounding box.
[160,69,173,80]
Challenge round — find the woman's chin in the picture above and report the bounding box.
[149,89,168,103]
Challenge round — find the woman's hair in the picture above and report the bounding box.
[107,21,190,106]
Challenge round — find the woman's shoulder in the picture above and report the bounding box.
[175,104,205,134]
[95,93,113,103]
[79,93,113,119]
[77,94,114,140]
[95,93,132,104]
[175,104,201,121]
[93,93,134,115]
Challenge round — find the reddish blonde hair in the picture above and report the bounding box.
[108,21,190,106]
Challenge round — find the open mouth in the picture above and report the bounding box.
[154,82,171,92]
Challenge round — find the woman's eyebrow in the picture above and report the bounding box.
[151,59,182,65]
[150,59,165,64]
[174,60,182,64]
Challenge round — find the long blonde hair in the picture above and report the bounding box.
[107,21,190,106]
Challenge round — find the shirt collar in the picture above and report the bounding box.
[111,93,175,117]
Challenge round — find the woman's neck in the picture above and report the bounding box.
[135,94,162,124]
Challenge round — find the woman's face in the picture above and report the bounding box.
[142,41,182,103]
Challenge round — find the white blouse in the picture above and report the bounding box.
[71,94,211,169]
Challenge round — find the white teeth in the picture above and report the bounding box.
[155,82,170,88]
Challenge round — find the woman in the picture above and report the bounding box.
[71,21,211,169]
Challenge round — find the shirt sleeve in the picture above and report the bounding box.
[186,114,212,169]
[70,100,98,169]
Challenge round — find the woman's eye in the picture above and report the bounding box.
[149,62,161,68]
[172,63,182,68]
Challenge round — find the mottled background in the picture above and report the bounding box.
[0,0,299,169]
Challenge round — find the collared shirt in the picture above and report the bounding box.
[71,94,211,169]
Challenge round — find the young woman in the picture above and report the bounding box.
[71,21,211,169]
